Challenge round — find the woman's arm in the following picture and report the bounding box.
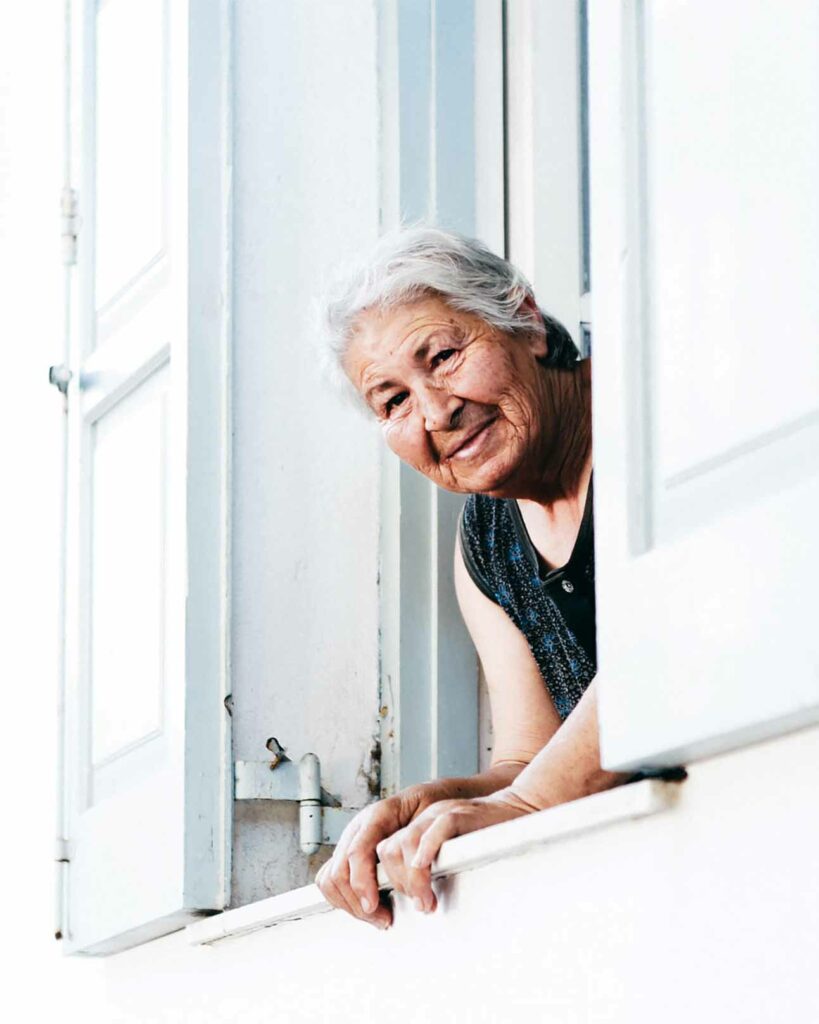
[373,546,628,914]
[316,544,565,929]
[376,679,627,916]
[452,540,564,768]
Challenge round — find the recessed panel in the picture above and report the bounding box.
[95,0,165,308]
[90,367,167,767]
[646,1,819,483]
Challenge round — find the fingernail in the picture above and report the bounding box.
[413,897,425,913]
[361,897,373,913]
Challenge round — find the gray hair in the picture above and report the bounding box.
[318,226,560,408]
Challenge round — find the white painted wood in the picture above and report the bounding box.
[378,0,499,793]
[61,0,230,954]
[188,778,677,947]
[505,0,583,338]
[474,0,505,255]
[94,0,165,310]
[590,0,819,771]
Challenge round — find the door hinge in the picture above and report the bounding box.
[60,187,79,266]
[55,837,70,863]
[234,747,361,853]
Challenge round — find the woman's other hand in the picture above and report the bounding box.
[315,786,430,930]
[375,789,537,915]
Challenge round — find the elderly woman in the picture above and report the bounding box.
[316,227,627,930]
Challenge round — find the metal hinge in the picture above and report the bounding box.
[234,742,360,853]
[60,186,79,266]
[55,838,70,863]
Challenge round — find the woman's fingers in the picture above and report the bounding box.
[377,817,443,913]
[379,797,531,913]
[411,794,531,873]
[316,863,362,919]
[316,821,385,928]
[347,826,392,921]
[315,809,406,930]
[316,852,391,930]
[411,808,464,873]
[375,834,406,894]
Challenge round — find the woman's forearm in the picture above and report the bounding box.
[505,678,628,811]
[417,679,625,815]
[413,760,527,810]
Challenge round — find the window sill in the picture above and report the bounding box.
[187,778,680,947]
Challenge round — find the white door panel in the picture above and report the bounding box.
[590,0,819,771]
[62,0,228,954]
[646,1,819,485]
[90,367,168,770]
[94,0,165,310]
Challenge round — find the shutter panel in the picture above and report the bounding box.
[590,0,819,770]
[61,0,229,954]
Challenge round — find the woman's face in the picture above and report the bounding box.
[343,295,553,497]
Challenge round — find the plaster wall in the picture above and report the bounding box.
[93,724,819,1023]
[229,0,382,903]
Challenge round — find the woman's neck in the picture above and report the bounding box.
[521,358,593,508]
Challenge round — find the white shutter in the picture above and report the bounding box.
[60,0,230,954]
[590,0,819,770]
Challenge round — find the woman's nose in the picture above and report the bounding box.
[420,388,464,432]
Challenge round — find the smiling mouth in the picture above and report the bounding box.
[446,417,498,461]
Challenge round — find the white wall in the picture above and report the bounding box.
[99,725,819,1023]
[229,0,383,903]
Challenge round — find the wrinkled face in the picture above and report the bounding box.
[343,295,553,497]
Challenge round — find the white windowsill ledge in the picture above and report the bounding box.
[187,778,680,947]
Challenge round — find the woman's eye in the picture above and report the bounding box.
[432,348,456,367]
[385,391,408,416]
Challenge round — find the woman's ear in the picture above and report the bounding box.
[517,293,549,359]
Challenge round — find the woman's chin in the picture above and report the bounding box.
[441,457,518,497]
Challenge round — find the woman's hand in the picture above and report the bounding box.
[315,786,432,930]
[315,766,528,929]
[375,788,538,914]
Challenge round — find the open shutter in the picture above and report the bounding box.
[60,0,230,954]
[590,0,819,770]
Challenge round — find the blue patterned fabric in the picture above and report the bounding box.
[458,480,596,720]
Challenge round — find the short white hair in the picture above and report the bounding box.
[318,226,560,407]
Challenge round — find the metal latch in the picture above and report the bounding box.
[49,364,73,396]
[234,742,359,854]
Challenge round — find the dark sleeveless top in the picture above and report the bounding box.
[456,313,596,720]
[458,479,596,720]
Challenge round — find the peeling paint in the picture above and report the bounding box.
[358,733,382,799]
